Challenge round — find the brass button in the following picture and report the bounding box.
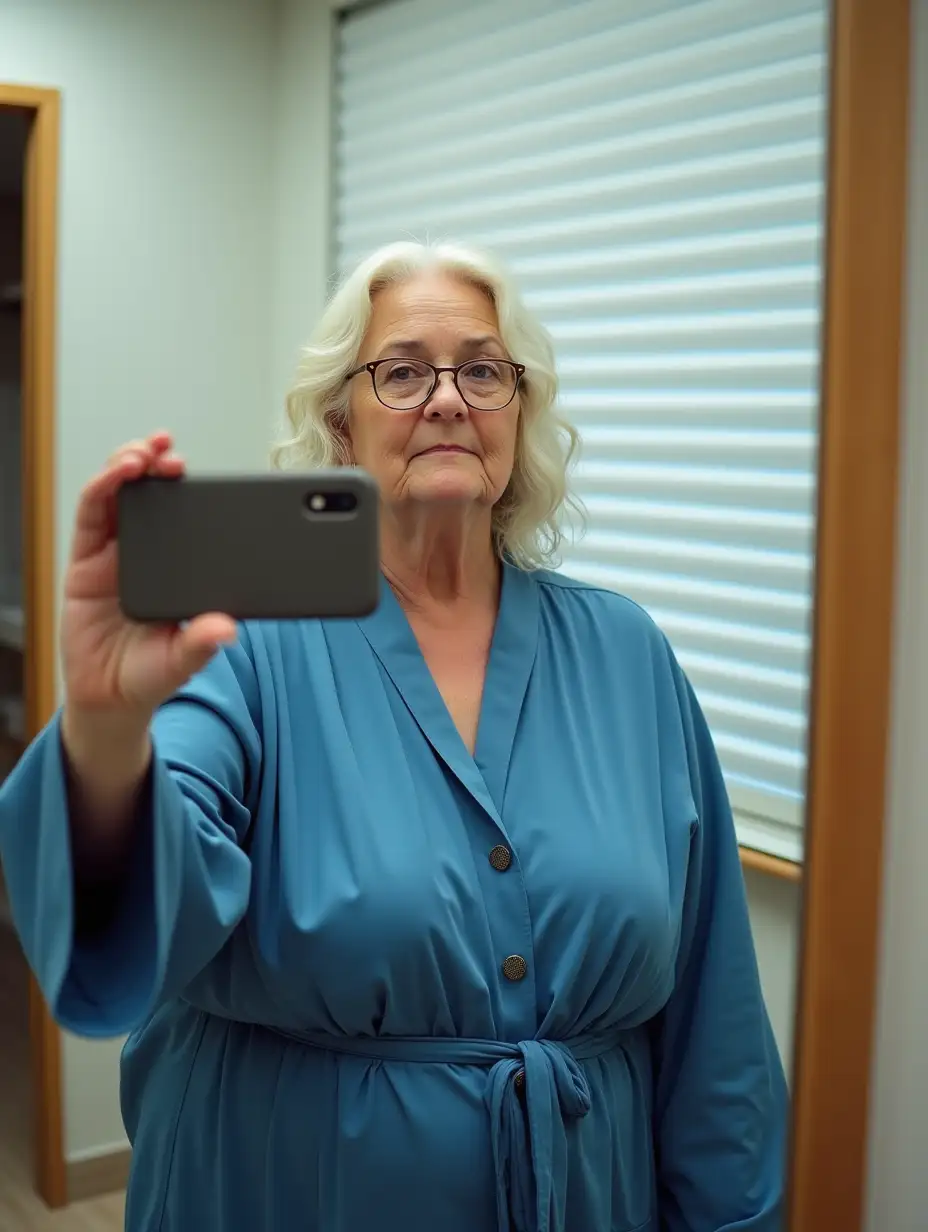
[489,844,512,872]
[502,954,528,982]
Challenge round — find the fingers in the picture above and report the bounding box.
[105,432,173,469]
[184,613,238,650]
[84,433,177,512]
[168,614,238,684]
[72,433,185,562]
[105,434,183,480]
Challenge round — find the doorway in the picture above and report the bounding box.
[0,84,130,1231]
[0,85,64,1220]
[0,82,128,1229]
[0,102,40,1222]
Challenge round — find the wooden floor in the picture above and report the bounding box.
[0,924,125,1231]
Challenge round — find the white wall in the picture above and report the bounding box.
[1,0,804,1170]
[1,0,278,1161]
[865,0,928,1224]
[270,0,335,429]
[743,868,801,1069]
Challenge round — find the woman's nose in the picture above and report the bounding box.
[424,371,467,419]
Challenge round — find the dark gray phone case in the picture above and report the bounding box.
[117,471,380,622]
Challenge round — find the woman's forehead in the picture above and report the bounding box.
[368,271,499,335]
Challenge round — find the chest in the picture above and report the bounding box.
[237,618,690,1036]
[406,619,495,754]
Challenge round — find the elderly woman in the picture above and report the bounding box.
[0,242,786,1232]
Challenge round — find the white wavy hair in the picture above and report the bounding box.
[272,240,583,570]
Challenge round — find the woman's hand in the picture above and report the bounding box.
[61,432,237,723]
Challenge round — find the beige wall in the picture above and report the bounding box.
[1,0,805,1165]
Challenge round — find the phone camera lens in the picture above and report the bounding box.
[304,491,358,515]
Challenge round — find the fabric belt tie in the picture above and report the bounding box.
[266,1025,627,1232]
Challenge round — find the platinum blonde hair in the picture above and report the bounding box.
[272,240,583,570]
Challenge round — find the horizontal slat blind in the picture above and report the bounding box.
[334,0,829,862]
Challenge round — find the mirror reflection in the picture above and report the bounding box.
[0,1,829,1229]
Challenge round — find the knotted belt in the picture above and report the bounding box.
[266,1026,628,1232]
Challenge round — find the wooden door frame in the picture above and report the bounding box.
[0,83,65,1208]
[788,1,911,1229]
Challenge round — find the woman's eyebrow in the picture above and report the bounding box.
[376,338,428,358]
[458,334,506,355]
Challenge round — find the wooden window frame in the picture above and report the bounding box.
[788,0,910,1227]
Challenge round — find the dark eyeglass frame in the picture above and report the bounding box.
[346,357,526,411]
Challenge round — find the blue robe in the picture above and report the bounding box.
[0,565,786,1232]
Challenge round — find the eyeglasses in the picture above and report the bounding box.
[346,357,525,412]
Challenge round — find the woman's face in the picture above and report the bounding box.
[345,271,521,517]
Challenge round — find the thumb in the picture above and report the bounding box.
[168,613,239,685]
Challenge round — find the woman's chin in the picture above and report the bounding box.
[409,477,486,506]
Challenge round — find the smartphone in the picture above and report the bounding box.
[117,471,380,622]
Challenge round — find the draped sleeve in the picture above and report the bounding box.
[650,646,789,1232]
[0,629,262,1038]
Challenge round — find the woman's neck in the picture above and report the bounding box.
[380,506,500,614]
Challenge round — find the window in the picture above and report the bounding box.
[333,0,829,863]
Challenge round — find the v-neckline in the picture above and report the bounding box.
[355,561,541,824]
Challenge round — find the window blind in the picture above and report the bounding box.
[333,0,829,863]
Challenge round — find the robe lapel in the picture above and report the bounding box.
[474,562,540,813]
[357,575,503,827]
[355,565,540,827]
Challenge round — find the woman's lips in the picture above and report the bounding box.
[416,445,473,456]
